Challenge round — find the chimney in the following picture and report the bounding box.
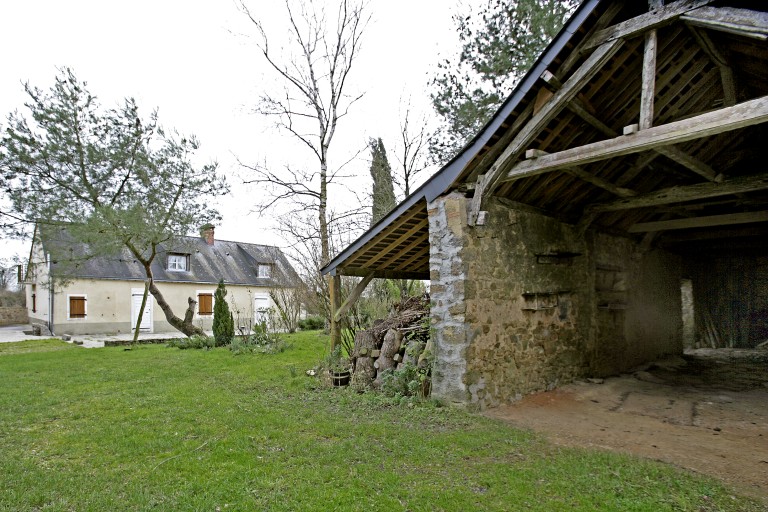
[200,224,215,246]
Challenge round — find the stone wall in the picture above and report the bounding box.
[428,194,683,409]
[0,307,29,326]
[428,193,471,405]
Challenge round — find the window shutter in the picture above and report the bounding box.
[198,293,213,316]
[70,297,86,318]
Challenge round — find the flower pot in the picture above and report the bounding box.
[330,370,351,387]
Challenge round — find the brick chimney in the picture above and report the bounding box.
[200,224,215,246]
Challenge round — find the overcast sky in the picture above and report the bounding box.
[0,0,480,262]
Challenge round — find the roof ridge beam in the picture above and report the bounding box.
[682,6,768,40]
[583,0,714,51]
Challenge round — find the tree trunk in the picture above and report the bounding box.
[351,329,376,387]
[149,281,203,337]
[131,279,150,344]
[376,328,402,375]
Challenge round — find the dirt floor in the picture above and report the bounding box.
[484,348,768,503]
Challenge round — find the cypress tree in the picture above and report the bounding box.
[213,280,235,346]
[369,137,397,226]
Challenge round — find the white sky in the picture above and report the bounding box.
[0,0,480,262]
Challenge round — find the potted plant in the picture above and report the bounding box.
[326,346,351,387]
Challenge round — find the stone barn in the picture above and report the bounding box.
[322,1,768,409]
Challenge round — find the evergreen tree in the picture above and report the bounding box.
[0,68,227,337]
[430,0,578,162]
[213,280,235,346]
[369,137,397,226]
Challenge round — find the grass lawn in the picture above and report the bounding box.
[0,333,761,511]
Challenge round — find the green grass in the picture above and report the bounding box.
[0,333,761,511]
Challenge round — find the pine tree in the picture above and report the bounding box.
[369,138,397,226]
[430,0,578,162]
[213,280,235,346]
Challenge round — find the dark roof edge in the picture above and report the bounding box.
[321,0,600,276]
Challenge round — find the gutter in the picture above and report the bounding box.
[47,252,55,336]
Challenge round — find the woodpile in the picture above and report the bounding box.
[350,294,432,388]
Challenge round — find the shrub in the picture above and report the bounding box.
[379,363,431,399]
[167,334,215,350]
[298,316,325,330]
[229,326,289,355]
[212,280,234,346]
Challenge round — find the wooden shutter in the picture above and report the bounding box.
[198,293,213,316]
[69,296,86,318]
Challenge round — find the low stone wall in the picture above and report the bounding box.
[0,307,28,326]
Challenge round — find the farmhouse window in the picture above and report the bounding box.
[198,293,213,316]
[69,296,86,319]
[258,264,271,279]
[167,254,189,272]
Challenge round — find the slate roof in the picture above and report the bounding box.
[37,226,297,287]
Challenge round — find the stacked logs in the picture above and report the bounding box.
[350,294,432,388]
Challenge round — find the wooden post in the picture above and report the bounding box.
[329,274,342,350]
[640,2,662,130]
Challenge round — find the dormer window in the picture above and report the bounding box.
[258,264,271,279]
[168,254,189,272]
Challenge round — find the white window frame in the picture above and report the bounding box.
[196,289,215,318]
[167,254,188,272]
[67,294,87,321]
[257,264,271,279]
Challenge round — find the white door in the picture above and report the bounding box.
[253,293,270,327]
[131,289,153,332]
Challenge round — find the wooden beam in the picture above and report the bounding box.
[629,211,768,232]
[333,273,374,323]
[502,96,768,182]
[583,0,713,50]
[682,7,768,40]
[653,146,722,182]
[524,149,636,197]
[562,167,637,198]
[688,26,737,106]
[639,28,658,130]
[468,39,624,225]
[545,71,721,182]
[588,173,768,213]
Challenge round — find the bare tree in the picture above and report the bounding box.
[394,99,432,198]
[267,247,306,334]
[239,0,370,348]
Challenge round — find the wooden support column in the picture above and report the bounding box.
[639,24,658,129]
[329,274,342,350]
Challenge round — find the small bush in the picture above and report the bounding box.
[167,334,215,350]
[229,332,289,355]
[298,316,325,331]
[379,363,431,399]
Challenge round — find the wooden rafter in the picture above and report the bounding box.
[629,210,768,232]
[687,26,737,106]
[587,173,768,213]
[542,69,721,185]
[502,96,768,182]
[468,38,624,225]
